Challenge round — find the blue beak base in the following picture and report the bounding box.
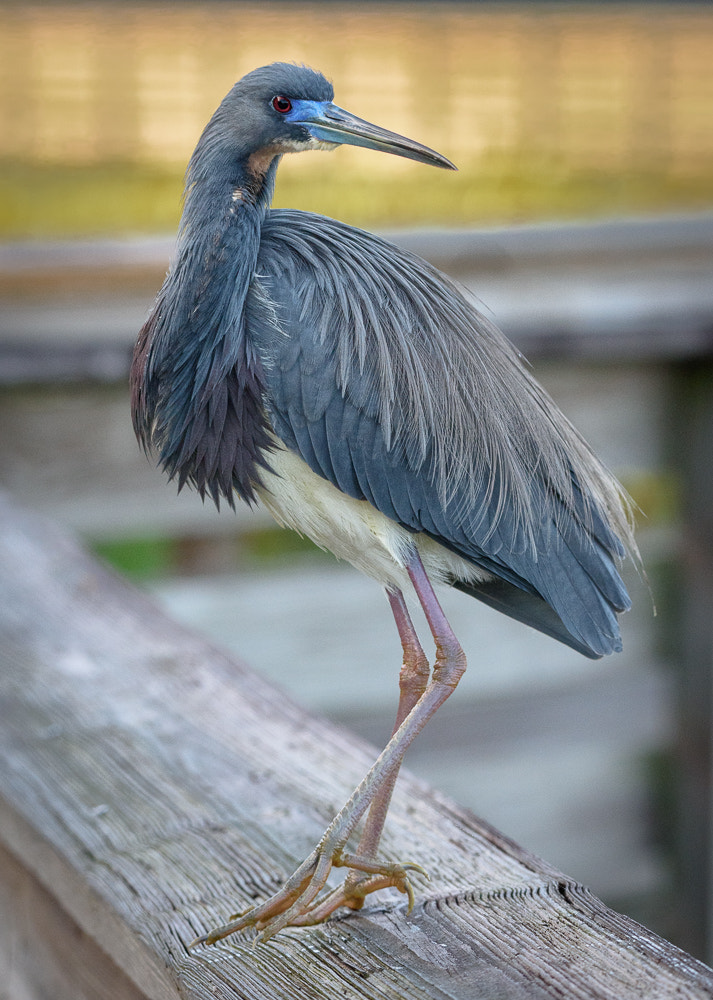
[295,102,456,171]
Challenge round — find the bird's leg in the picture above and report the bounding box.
[193,552,466,945]
[295,588,430,923]
[351,587,431,860]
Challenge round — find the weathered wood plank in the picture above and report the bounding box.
[0,494,711,998]
[151,562,670,909]
[0,840,154,1000]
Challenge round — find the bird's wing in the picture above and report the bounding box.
[247,210,632,657]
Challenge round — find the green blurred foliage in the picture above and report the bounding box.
[94,536,177,579]
[1,157,712,239]
[92,527,329,581]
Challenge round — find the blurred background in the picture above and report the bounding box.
[1,0,712,964]
[0,1,711,234]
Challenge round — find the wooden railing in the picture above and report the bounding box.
[2,492,713,999]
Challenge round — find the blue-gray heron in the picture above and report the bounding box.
[131,63,634,944]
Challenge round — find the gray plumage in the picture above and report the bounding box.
[132,61,634,665]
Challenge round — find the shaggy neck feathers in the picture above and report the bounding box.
[131,151,280,507]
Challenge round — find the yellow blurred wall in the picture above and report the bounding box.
[0,3,711,177]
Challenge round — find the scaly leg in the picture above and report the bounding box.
[192,551,466,945]
[289,587,431,924]
[348,588,431,865]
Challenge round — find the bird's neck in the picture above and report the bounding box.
[133,152,281,508]
[181,150,279,235]
[170,149,281,332]
[164,153,279,344]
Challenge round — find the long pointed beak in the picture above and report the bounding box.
[302,104,457,171]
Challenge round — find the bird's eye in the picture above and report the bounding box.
[272,96,292,114]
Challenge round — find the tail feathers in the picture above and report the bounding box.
[451,577,610,659]
[558,514,632,616]
[521,534,625,657]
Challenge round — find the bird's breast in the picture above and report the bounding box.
[256,441,491,595]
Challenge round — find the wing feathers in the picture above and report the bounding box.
[247,209,634,657]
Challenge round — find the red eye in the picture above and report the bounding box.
[272,96,292,114]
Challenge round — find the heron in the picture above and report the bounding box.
[131,62,634,945]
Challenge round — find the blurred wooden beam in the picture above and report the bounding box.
[673,360,713,960]
[1,214,712,385]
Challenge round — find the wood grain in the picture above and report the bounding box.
[0,493,711,999]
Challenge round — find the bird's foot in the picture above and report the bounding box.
[190,845,427,946]
[289,852,428,926]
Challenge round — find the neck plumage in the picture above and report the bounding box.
[131,151,280,507]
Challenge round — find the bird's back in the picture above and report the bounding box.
[244,209,634,658]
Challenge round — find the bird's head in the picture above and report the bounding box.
[198,62,456,180]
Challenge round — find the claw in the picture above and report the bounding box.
[189,849,429,946]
